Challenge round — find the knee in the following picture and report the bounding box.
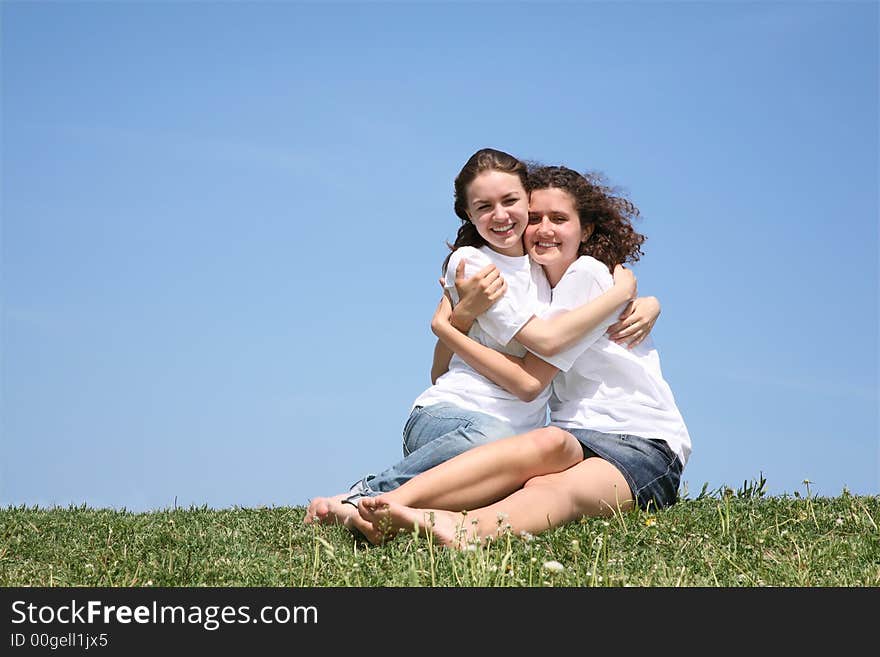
[528,427,582,466]
[523,470,574,499]
[523,472,560,489]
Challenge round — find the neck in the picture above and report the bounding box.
[544,257,577,287]
[488,244,525,258]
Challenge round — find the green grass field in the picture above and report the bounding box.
[3,482,878,587]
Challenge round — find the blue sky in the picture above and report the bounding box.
[2,1,877,511]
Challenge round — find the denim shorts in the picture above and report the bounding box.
[566,428,683,511]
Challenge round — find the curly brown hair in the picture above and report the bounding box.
[528,165,645,271]
[442,148,530,273]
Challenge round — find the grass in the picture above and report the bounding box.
[2,480,878,587]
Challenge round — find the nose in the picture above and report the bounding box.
[535,216,554,235]
[493,203,510,221]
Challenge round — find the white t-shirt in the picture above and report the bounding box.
[412,246,552,435]
[539,256,692,467]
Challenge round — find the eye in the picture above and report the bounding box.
[503,197,519,206]
[527,215,541,224]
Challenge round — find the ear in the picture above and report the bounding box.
[581,224,593,243]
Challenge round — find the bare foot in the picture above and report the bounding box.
[357,494,390,517]
[303,493,349,525]
[356,495,404,543]
[317,497,386,544]
[358,499,467,549]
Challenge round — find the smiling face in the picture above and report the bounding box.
[525,187,591,285]
[464,170,529,257]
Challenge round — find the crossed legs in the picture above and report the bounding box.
[358,427,635,547]
[361,456,632,547]
[361,426,585,511]
[305,425,582,525]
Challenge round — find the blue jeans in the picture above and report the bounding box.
[347,403,516,501]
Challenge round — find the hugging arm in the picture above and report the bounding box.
[429,262,510,383]
[606,295,661,349]
[430,256,658,392]
[512,264,637,357]
[439,263,659,400]
[431,262,633,399]
[429,305,479,384]
[430,340,454,385]
[454,260,660,356]
[432,295,558,402]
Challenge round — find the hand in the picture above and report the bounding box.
[453,260,507,319]
[612,264,637,301]
[437,276,454,305]
[607,296,660,349]
[430,294,454,336]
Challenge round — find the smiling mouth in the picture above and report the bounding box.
[535,241,560,248]
[490,224,515,234]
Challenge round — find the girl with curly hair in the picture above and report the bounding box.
[356,165,691,547]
